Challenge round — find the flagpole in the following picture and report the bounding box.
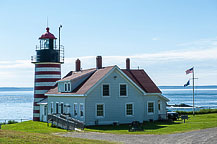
[193,67,195,116]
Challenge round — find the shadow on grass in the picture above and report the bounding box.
[86,121,182,131]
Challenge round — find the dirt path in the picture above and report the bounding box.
[55,127,217,144]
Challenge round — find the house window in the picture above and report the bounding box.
[64,83,67,92]
[96,104,104,117]
[60,103,64,114]
[148,102,154,114]
[65,104,70,114]
[158,100,161,111]
[64,82,71,92]
[126,103,133,116]
[50,102,53,114]
[44,105,47,115]
[120,84,127,96]
[80,103,84,117]
[102,84,110,96]
[74,103,78,116]
[68,83,71,92]
[56,102,59,114]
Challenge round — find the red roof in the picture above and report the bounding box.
[39,27,56,39]
[46,66,114,95]
[46,66,161,95]
[122,69,161,93]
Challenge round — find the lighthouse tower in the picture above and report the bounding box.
[31,27,64,121]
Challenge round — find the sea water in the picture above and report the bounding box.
[0,86,217,121]
[0,88,33,123]
[160,86,217,111]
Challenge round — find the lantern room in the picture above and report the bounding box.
[39,27,56,50]
[31,27,64,63]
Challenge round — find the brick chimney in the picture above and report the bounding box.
[126,58,130,70]
[75,59,81,71]
[96,56,102,69]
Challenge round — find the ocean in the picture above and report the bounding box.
[0,86,217,122]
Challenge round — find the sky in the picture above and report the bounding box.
[0,0,217,87]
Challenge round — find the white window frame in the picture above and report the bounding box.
[80,103,84,118]
[64,103,70,114]
[96,103,105,118]
[44,105,47,115]
[119,83,128,97]
[60,102,64,114]
[64,82,68,92]
[125,102,134,117]
[64,82,71,92]
[147,101,155,115]
[74,103,78,117]
[101,83,110,97]
[67,82,71,92]
[55,102,59,114]
[50,102,53,114]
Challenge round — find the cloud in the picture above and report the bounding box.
[1,46,217,70]
[1,37,217,86]
[0,60,33,69]
[152,37,159,41]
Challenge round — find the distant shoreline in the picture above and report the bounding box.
[1,85,217,89]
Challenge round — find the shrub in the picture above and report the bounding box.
[7,120,18,124]
[176,109,217,115]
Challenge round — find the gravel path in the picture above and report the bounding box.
[55,127,217,144]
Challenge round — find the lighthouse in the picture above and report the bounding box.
[31,27,64,121]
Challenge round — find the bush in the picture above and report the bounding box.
[176,109,217,115]
[7,120,18,124]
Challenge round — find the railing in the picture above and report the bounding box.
[47,114,85,130]
[31,45,64,63]
[35,45,64,51]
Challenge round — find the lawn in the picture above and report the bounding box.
[85,113,217,134]
[0,121,116,144]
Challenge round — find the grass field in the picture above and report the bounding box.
[85,113,217,134]
[0,121,116,144]
[1,113,217,143]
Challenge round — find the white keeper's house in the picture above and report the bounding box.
[32,27,169,125]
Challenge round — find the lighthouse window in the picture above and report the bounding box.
[44,39,49,49]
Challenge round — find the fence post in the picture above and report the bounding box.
[67,117,69,131]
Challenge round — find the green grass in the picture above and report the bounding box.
[0,130,116,144]
[1,121,116,144]
[85,113,217,134]
[2,121,66,134]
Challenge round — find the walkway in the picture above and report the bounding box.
[55,127,217,144]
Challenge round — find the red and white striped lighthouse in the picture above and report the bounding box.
[31,27,64,121]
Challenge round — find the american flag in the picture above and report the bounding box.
[185,67,194,75]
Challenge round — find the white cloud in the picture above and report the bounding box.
[152,37,159,41]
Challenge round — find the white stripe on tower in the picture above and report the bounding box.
[35,82,57,86]
[35,75,61,79]
[36,67,61,72]
[33,63,61,121]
